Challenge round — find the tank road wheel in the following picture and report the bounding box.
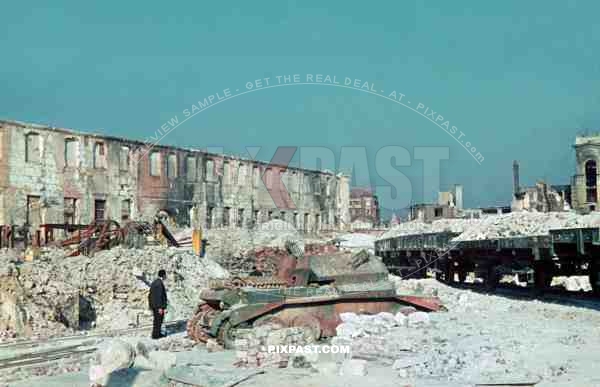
[217,320,237,350]
[589,260,600,296]
[289,314,322,342]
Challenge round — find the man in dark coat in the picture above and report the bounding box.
[148,269,168,339]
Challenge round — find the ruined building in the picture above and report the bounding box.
[349,187,380,227]
[0,120,351,233]
[407,185,463,222]
[511,160,570,212]
[572,135,600,212]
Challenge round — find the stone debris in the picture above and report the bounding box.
[378,218,482,240]
[337,233,377,254]
[377,211,600,243]
[233,324,317,369]
[89,339,137,386]
[453,211,600,241]
[200,220,308,275]
[339,359,368,376]
[407,312,430,327]
[551,276,592,292]
[0,246,229,337]
[314,361,339,375]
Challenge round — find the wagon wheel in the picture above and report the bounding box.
[289,314,322,342]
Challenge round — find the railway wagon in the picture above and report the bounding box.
[377,226,600,294]
[446,235,553,289]
[375,231,460,279]
[549,227,600,294]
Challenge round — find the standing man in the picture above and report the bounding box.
[148,269,168,339]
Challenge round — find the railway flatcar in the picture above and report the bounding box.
[549,227,600,294]
[377,226,600,295]
[375,231,460,279]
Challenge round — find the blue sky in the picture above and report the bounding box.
[1,1,599,216]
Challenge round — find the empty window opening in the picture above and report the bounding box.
[186,156,197,181]
[64,198,77,224]
[65,138,78,167]
[26,196,41,225]
[150,152,161,176]
[121,199,131,221]
[25,133,40,163]
[93,142,106,168]
[237,209,244,227]
[94,200,106,222]
[120,146,130,171]
[167,154,177,178]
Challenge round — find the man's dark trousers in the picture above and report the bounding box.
[152,308,164,339]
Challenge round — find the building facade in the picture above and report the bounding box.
[0,120,350,233]
[349,187,380,226]
[572,135,600,212]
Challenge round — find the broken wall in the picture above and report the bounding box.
[0,120,350,233]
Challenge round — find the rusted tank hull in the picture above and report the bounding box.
[187,292,443,345]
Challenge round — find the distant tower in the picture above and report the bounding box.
[454,184,463,210]
[513,160,524,199]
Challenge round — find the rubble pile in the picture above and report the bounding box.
[206,220,315,275]
[377,218,482,240]
[337,233,376,253]
[56,246,229,330]
[338,276,600,384]
[0,246,229,337]
[0,255,79,338]
[304,243,338,256]
[205,220,305,258]
[332,310,426,363]
[218,246,291,276]
[453,211,585,241]
[233,323,317,368]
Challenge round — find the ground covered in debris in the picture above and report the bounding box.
[6,277,600,387]
[0,246,229,339]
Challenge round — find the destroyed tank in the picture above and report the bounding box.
[187,242,444,348]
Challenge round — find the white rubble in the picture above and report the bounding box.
[394,312,407,326]
[0,246,230,336]
[339,359,368,376]
[377,218,482,240]
[337,233,376,253]
[407,311,430,327]
[89,339,136,386]
[453,211,600,241]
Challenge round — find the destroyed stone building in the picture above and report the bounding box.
[349,187,380,225]
[407,185,463,222]
[0,120,351,233]
[511,160,570,212]
[572,134,600,212]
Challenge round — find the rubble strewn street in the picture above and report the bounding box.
[6,274,600,387]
